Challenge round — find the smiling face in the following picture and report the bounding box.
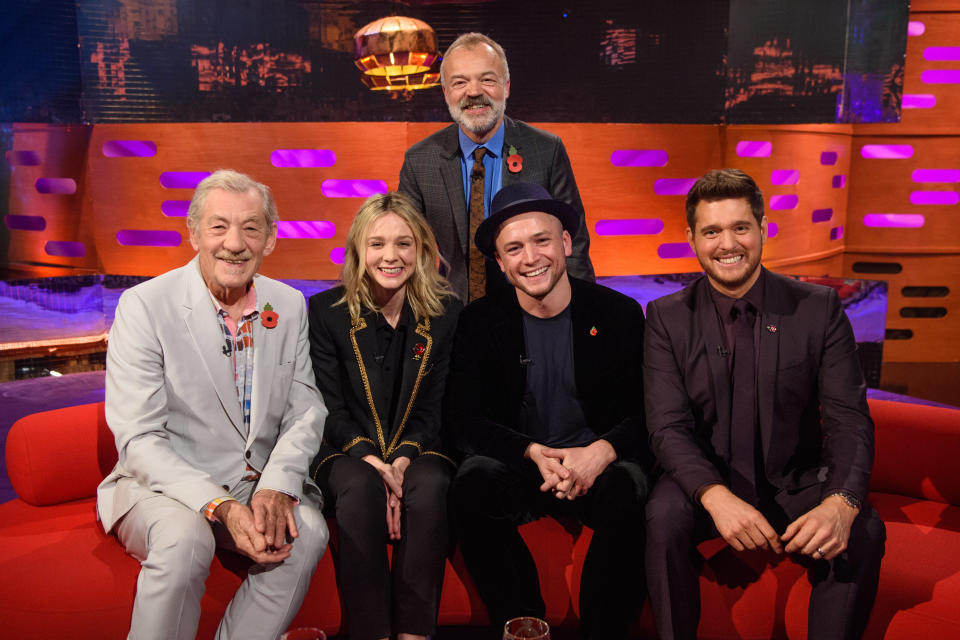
[687,197,767,298]
[364,212,417,305]
[494,211,572,313]
[189,187,276,306]
[442,43,510,143]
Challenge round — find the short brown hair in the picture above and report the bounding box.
[685,169,764,230]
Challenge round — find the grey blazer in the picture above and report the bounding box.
[398,116,595,300]
[96,256,328,532]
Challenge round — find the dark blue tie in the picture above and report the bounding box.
[730,299,758,505]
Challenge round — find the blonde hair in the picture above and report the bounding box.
[339,192,451,324]
[186,169,278,233]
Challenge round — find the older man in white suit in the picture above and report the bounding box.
[97,169,329,640]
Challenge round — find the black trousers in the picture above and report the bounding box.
[451,455,649,638]
[315,454,453,640]
[645,475,887,640]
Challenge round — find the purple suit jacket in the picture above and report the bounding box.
[643,268,873,517]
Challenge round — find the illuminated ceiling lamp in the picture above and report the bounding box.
[353,16,441,91]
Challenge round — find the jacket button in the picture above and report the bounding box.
[245,451,251,459]
[222,484,229,491]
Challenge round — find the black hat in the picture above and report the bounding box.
[474,182,581,259]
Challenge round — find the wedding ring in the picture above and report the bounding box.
[816,547,825,557]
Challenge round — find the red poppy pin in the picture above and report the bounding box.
[260,302,279,329]
[506,144,523,173]
[412,343,426,360]
[589,326,598,337]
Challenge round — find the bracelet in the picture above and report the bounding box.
[824,489,861,511]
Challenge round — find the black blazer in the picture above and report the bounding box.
[398,116,595,300]
[643,269,874,513]
[446,277,648,466]
[308,286,462,471]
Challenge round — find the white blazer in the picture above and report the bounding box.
[97,257,327,532]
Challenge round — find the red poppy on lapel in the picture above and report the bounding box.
[261,302,279,328]
[413,343,426,360]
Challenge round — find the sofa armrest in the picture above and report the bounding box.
[5,402,116,506]
[869,398,960,505]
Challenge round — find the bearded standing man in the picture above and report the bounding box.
[398,32,594,302]
[644,169,885,640]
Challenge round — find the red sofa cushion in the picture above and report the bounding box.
[5,402,116,506]
[869,398,960,504]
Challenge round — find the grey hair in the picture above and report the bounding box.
[440,32,510,87]
[186,169,279,232]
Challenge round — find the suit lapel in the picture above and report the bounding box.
[386,311,433,454]
[500,116,521,189]
[181,257,245,435]
[695,280,732,461]
[350,315,388,454]
[757,270,782,466]
[438,126,470,255]
[249,275,275,443]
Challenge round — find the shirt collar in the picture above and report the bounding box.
[709,267,766,318]
[458,119,505,159]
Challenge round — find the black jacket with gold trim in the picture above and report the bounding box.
[307,285,462,471]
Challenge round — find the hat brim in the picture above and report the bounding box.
[474,197,580,260]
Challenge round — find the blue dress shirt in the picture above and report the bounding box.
[458,122,505,218]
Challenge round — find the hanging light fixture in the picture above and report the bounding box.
[353,16,441,91]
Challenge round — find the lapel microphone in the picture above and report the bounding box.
[520,356,532,366]
[716,345,729,357]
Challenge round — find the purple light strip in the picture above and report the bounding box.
[921,70,960,84]
[35,178,77,194]
[736,141,772,158]
[770,170,799,185]
[863,214,925,228]
[812,208,833,223]
[830,226,844,240]
[610,150,669,167]
[102,140,157,158]
[160,171,210,189]
[116,230,183,247]
[320,180,388,198]
[911,169,960,183]
[270,149,337,168]
[5,214,46,231]
[903,94,936,109]
[653,178,697,196]
[277,221,337,239]
[924,47,960,61]
[832,175,847,189]
[767,222,779,238]
[161,200,191,217]
[910,190,959,205]
[769,194,798,210]
[329,247,346,264]
[860,144,913,159]
[44,241,86,257]
[5,150,41,166]
[820,151,838,165]
[657,243,695,259]
[594,219,664,236]
[908,21,925,36]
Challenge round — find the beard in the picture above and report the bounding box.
[448,94,507,139]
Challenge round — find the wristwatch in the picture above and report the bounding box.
[825,489,862,511]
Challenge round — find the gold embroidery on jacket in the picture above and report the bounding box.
[385,317,432,457]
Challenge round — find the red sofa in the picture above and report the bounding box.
[2,398,958,639]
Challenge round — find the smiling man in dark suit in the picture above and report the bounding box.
[644,168,886,640]
[447,182,648,638]
[399,32,594,302]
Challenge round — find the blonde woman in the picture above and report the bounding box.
[308,191,461,640]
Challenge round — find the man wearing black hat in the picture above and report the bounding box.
[446,182,650,637]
